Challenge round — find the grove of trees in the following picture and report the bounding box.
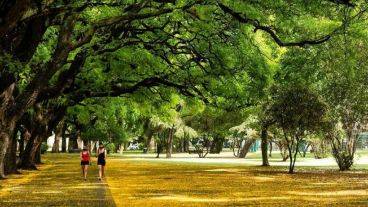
[0,0,367,178]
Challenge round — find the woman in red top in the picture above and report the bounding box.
[80,146,91,180]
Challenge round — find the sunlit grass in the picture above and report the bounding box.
[106,158,368,207]
[1,153,368,206]
[0,154,115,207]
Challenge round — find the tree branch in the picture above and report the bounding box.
[67,77,194,105]
[219,3,333,47]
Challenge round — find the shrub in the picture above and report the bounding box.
[41,143,49,154]
[105,143,116,154]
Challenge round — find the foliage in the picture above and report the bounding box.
[105,143,116,154]
[268,84,327,173]
[190,135,212,158]
[40,143,49,154]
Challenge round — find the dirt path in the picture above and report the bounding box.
[0,154,116,207]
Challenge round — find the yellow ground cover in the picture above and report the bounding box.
[1,154,368,206]
[105,159,368,207]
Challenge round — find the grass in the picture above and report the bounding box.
[1,153,368,206]
[0,154,115,207]
[106,158,368,207]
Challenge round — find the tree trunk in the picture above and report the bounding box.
[68,134,79,152]
[261,126,270,166]
[18,134,39,170]
[144,131,153,154]
[0,0,32,40]
[210,136,224,154]
[184,138,189,152]
[52,136,60,153]
[52,121,63,153]
[269,141,273,157]
[0,84,17,178]
[34,143,42,164]
[238,138,256,158]
[166,127,174,158]
[61,136,67,152]
[19,130,25,158]
[288,144,294,173]
[4,129,18,174]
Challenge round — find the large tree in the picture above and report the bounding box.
[0,0,358,178]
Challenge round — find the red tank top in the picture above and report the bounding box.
[81,151,90,161]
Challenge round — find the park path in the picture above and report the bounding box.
[0,154,116,207]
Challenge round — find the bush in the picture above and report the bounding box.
[105,143,116,154]
[41,143,49,154]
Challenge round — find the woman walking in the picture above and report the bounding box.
[96,143,106,180]
[80,146,91,180]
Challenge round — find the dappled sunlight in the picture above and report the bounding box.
[0,155,115,207]
[289,190,368,196]
[203,168,244,173]
[149,195,293,202]
[105,158,368,207]
[2,154,368,206]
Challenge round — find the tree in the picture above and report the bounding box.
[269,85,327,173]
[0,0,357,177]
[229,118,258,158]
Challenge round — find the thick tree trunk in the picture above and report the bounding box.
[123,142,128,151]
[52,136,60,153]
[184,138,189,152]
[238,138,256,158]
[68,135,79,152]
[52,121,63,153]
[61,136,67,152]
[4,129,18,174]
[0,0,32,40]
[166,127,174,158]
[19,131,25,158]
[34,143,42,164]
[0,83,16,178]
[18,134,39,170]
[144,132,153,154]
[210,136,224,154]
[261,126,270,166]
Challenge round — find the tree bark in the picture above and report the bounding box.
[166,127,174,158]
[68,134,79,152]
[269,141,273,157]
[18,133,39,170]
[0,83,16,178]
[184,138,189,152]
[210,136,224,154]
[52,121,64,153]
[0,0,32,40]
[143,131,153,153]
[61,123,67,153]
[238,138,256,158]
[4,128,18,174]
[261,126,270,166]
[34,143,42,164]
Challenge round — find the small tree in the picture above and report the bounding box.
[269,85,326,173]
[229,121,258,158]
[269,127,289,161]
[191,135,212,158]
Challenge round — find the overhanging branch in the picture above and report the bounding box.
[219,3,333,47]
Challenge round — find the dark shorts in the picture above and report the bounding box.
[81,160,89,165]
[97,159,106,166]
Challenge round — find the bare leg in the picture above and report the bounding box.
[84,165,88,179]
[81,166,84,177]
[98,165,102,179]
[101,166,105,178]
